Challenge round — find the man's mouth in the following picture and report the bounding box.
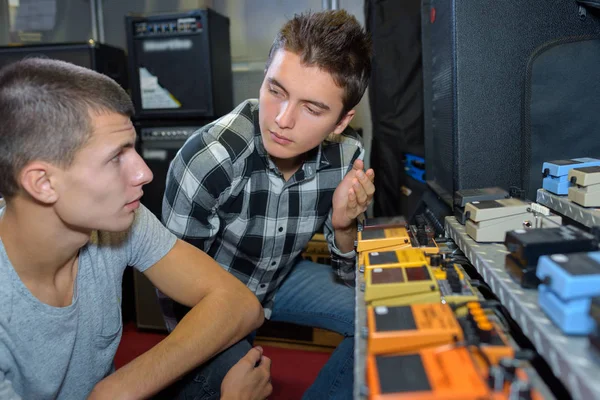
[270,130,293,145]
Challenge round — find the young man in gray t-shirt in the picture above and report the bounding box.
[0,58,272,400]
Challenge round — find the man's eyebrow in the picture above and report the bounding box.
[106,131,137,156]
[267,77,331,111]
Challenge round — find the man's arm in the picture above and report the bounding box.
[324,158,375,281]
[90,239,264,400]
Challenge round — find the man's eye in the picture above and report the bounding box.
[306,107,321,116]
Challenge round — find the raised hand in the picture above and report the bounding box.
[331,159,375,231]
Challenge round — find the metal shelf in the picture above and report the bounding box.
[354,268,367,399]
[445,216,600,400]
[537,189,600,228]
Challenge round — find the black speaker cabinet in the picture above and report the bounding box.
[126,9,233,120]
[422,0,600,205]
[0,42,128,90]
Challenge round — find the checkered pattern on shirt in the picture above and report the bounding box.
[161,99,363,317]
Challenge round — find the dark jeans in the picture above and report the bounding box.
[155,260,355,400]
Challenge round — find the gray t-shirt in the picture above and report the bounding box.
[0,203,177,399]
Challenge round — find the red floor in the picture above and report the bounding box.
[115,323,331,399]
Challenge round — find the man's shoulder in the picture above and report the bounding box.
[322,126,364,163]
[339,127,363,148]
[193,99,259,164]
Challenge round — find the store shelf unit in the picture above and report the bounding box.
[445,216,600,400]
[536,188,600,228]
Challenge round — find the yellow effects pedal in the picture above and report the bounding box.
[365,262,480,308]
[357,226,411,253]
[365,263,439,305]
[364,248,429,270]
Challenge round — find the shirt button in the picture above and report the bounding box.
[278,227,283,232]
[271,261,277,266]
[260,284,267,288]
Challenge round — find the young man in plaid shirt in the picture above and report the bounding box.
[160,9,374,400]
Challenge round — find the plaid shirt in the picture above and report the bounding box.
[161,99,362,318]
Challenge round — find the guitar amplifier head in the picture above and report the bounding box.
[125,9,233,120]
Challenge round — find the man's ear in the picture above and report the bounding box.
[332,110,356,135]
[19,162,59,204]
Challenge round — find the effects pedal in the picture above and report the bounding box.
[363,248,429,270]
[364,259,479,308]
[454,187,510,225]
[366,303,462,355]
[588,297,600,357]
[536,251,600,300]
[542,158,600,195]
[569,184,600,208]
[505,255,539,289]
[569,166,600,187]
[504,226,598,288]
[542,158,600,179]
[357,226,411,253]
[366,346,540,400]
[465,198,530,222]
[454,187,511,209]
[538,284,596,335]
[506,226,597,269]
[534,252,600,335]
[465,199,562,243]
[365,263,439,305]
[367,302,513,363]
[360,216,408,231]
[366,347,490,400]
[568,166,600,207]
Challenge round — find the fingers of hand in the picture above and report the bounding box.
[260,355,272,372]
[347,187,358,210]
[365,168,375,182]
[246,347,263,367]
[259,356,273,399]
[352,159,364,171]
[263,381,274,399]
[353,171,375,205]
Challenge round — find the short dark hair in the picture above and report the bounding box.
[0,58,134,198]
[265,10,372,116]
